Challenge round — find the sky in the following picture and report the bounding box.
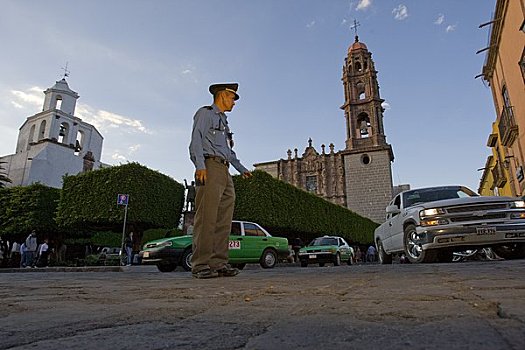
[0,0,498,192]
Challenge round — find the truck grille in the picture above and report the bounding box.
[449,213,507,222]
[446,203,508,213]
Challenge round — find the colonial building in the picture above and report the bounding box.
[254,35,395,223]
[478,0,525,196]
[0,78,105,188]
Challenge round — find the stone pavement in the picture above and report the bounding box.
[1,260,524,349]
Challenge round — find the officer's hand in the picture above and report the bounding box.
[195,169,207,186]
[242,171,252,179]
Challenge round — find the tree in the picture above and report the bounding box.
[0,184,61,242]
[232,171,378,244]
[55,162,185,246]
[0,161,12,188]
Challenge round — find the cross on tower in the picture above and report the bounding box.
[351,19,361,40]
[61,62,70,79]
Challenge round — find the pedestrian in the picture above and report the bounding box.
[124,232,133,266]
[184,179,196,212]
[25,230,38,267]
[19,242,27,268]
[36,238,49,267]
[366,245,377,263]
[189,83,252,279]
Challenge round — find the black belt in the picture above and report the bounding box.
[204,155,229,167]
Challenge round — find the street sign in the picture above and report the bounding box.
[117,194,129,206]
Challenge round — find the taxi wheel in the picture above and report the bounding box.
[181,248,192,271]
[334,253,341,266]
[157,262,176,273]
[260,249,277,269]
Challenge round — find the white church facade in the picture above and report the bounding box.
[0,78,105,188]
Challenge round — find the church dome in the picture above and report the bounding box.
[348,36,368,53]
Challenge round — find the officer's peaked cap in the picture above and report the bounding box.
[209,83,239,100]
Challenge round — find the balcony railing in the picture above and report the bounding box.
[498,106,518,146]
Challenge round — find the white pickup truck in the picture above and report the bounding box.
[374,186,525,263]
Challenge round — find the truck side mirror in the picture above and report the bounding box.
[386,205,400,215]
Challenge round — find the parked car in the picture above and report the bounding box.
[139,220,289,272]
[298,236,354,267]
[374,185,525,264]
[86,246,122,266]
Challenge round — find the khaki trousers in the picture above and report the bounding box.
[191,158,235,273]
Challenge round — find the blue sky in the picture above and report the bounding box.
[0,0,497,192]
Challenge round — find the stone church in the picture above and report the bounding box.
[254,36,394,223]
[0,78,105,188]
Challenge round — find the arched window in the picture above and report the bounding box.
[357,113,371,138]
[75,130,84,155]
[55,95,63,110]
[27,125,36,150]
[356,82,366,100]
[58,122,70,144]
[355,62,362,72]
[38,120,47,140]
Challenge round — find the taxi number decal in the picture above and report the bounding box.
[229,241,241,249]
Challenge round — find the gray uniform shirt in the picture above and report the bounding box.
[189,104,249,174]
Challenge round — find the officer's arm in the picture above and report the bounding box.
[189,109,211,171]
[229,150,252,178]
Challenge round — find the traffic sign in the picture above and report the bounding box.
[117,194,129,206]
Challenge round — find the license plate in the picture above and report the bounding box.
[143,252,150,258]
[229,241,241,249]
[309,254,317,259]
[476,227,496,235]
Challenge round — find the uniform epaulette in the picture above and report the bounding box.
[201,106,213,110]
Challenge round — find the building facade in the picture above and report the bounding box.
[479,0,525,196]
[0,78,105,188]
[254,36,395,223]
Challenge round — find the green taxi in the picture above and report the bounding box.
[298,236,354,267]
[139,220,289,272]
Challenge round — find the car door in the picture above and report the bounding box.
[241,222,268,260]
[338,238,350,261]
[388,194,406,251]
[382,194,404,251]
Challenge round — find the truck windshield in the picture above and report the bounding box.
[403,186,478,208]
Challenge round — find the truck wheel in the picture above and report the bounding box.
[157,262,176,272]
[260,249,277,269]
[377,240,392,264]
[181,249,192,271]
[403,224,437,263]
[493,244,525,260]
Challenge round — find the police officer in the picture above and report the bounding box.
[189,83,252,279]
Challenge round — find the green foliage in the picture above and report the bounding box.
[141,227,182,245]
[233,171,378,244]
[90,231,121,247]
[0,184,60,240]
[56,162,185,232]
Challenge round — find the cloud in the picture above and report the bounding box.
[111,152,127,162]
[128,144,141,154]
[356,0,372,11]
[10,87,44,108]
[306,20,316,28]
[181,69,192,75]
[434,14,445,25]
[381,101,391,111]
[446,24,457,33]
[9,86,150,135]
[392,4,409,21]
[76,105,151,134]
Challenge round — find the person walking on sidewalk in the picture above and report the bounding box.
[25,230,38,267]
[189,83,252,279]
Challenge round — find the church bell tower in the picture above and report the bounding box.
[340,35,394,223]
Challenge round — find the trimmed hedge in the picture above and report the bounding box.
[0,183,60,241]
[233,171,378,244]
[56,162,185,233]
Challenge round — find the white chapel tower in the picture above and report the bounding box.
[0,78,104,188]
